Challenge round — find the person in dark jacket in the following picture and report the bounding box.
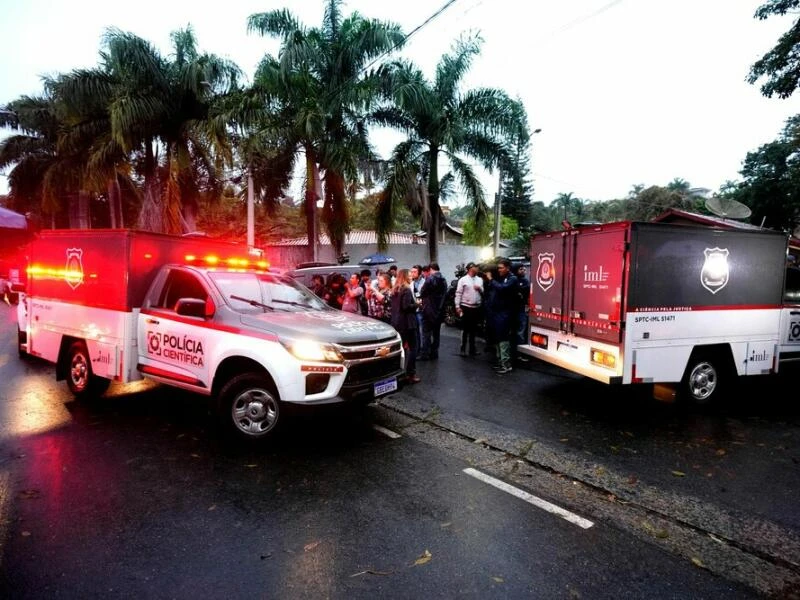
[390,268,421,383]
[512,264,531,363]
[485,259,518,374]
[418,263,447,360]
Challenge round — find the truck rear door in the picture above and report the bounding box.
[530,224,628,344]
[530,231,569,333]
[569,224,628,344]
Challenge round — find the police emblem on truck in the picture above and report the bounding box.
[536,252,556,292]
[700,247,729,295]
[65,248,84,290]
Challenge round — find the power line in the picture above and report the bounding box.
[330,0,460,98]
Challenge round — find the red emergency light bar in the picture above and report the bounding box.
[184,254,270,270]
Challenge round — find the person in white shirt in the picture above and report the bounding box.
[454,262,484,356]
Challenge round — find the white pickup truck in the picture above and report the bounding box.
[18,230,405,442]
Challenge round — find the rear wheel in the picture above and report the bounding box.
[66,341,110,399]
[680,350,730,406]
[17,328,26,358]
[217,372,281,443]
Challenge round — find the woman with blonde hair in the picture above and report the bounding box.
[390,268,421,383]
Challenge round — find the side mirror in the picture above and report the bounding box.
[175,298,208,319]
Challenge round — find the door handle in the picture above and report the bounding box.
[791,311,800,316]
[145,318,160,325]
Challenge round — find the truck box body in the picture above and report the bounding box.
[521,221,799,399]
[26,229,253,311]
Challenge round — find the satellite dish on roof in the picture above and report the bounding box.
[704,196,752,220]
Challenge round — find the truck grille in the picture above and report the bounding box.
[338,341,402,360]
[345,356,403,385]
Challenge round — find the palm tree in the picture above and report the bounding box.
[374,34,525,262]
[0,93,87,227]
[246,0,405,259]
[56,26,241,233]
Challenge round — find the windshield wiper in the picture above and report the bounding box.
[230,295,274,311]
[271,298,311,308]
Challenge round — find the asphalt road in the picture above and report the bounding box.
[0,303,789,598]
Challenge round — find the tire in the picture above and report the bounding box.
[217,372,281,442]
[680,351,729,406]
[65,341,110,399]
[444,303,458,327]
[17,328,26,358]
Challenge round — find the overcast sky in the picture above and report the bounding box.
[1,0,799,206]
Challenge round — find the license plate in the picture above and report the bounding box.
[374,377,398,397]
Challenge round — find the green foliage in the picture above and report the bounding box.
[725,114,800,231]
[462,214,518,245]
[748,0,800,98]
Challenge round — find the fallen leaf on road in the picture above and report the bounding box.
[708,533,726,545]
[715,449,726,456]
[21,531,31,537]
[350,569,392,577]
[492,576,504,583]
[642,521,669,539]
[190,453,201,458]
[473,438,488,445]
[440,522,452,528]
[414,549,432,566]
[208,504,217,511]
[244,464,259,468]
[304,541,320,552]
[671,470,686,477]
[560,438,569,442]
[691,557,708,570]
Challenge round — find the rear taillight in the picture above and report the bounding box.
[590,348,616,369]
[530,333,548,349]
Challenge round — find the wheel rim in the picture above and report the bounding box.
[688,361,717,401]
[70,352,89,390]
[231,387,279,437]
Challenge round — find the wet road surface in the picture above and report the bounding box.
[0,303,792,597]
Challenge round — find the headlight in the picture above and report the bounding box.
[283,339,342,362]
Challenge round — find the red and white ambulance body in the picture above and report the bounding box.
[519,221,800,403]
[19,230,404,440]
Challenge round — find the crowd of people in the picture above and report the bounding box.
[307,258,530,383]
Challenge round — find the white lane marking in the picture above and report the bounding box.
[463,467,594,529]
[372,424,401,439]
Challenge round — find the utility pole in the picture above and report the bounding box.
[492,167,503,257]
[247,170,255,249]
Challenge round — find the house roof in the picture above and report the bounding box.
[652,208,765,231]
[653,208,800,249]
[274,230,420,246]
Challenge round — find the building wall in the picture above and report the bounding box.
[264,243,487,283]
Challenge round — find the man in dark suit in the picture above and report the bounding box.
[418,263,448,360]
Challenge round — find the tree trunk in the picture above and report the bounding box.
[305,152,320,262]
[426,148,441,263]
[107,176,123,229]
[68,191,91,229]
[137,139,163,233]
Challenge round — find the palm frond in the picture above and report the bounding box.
[435,33,482,104]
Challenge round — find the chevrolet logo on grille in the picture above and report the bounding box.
[375,346,390,357]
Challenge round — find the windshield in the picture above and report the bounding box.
[208,271,329,313]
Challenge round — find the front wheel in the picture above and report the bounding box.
[217,372,282,443]
[680,351,730,406]
[66,341,110,399]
